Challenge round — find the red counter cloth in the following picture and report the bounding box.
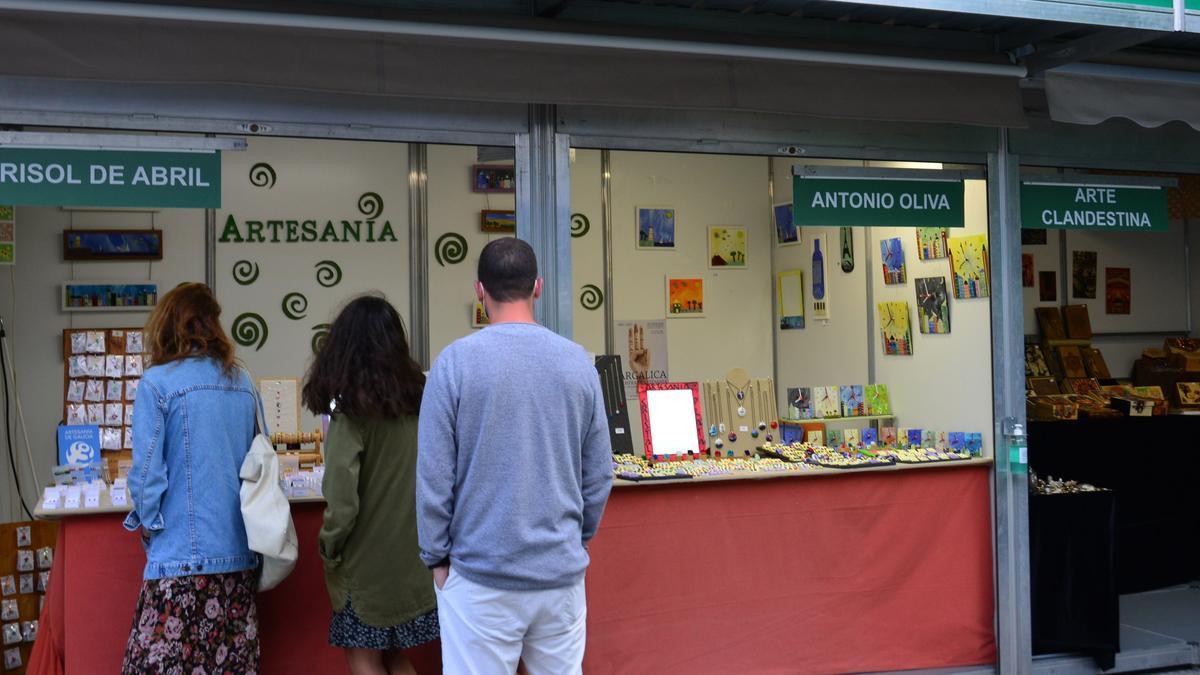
[583,465,996,674]
[26,503,440,674]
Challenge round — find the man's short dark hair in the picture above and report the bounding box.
[478,237,538,302]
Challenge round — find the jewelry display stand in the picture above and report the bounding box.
[701,367,779,458]
[596,355,635,456]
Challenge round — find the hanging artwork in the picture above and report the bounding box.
[637,207,676,249]
[1022,254,1034,287]
[774,202,799,246]
[1072,250,1098,299]
[62,230,163,261]
[916,227,948,260]
[1105,267,1131,314]
[839,227,854,273]
[665,277,704,318]
[776,269,805,330]
[948,234,990,299]
[1039,271,1057,302]
[878,301,913,355]
[879,237,907,284]
[708,226,747,268]
[1021,229,1047,245]
[62,282,159,311]
[480,209,516,233]
[914,277,950,334]
[616,319,669,399]
[0,205,13,265]
[810,234,830,320]
[471,300,490,329]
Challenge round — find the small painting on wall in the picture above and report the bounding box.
[878,301,914,356]
[637,207,676,250]
[916,227,948,260]
[774,202,799,246]
[62,281,159,311]
[1039,271,1057,302]
[471,164,515,193]
[1072,250,1098,299]
[776,269,804,330]
[879,237,906,284]
[1022,254,1034,287]
[63,229,163,261]
[480,210,516,234]
[914,277,950,334]
[708,226,746,268]
[948,234,990,299]
[1105,267,1130,314]
[665,277,704,318]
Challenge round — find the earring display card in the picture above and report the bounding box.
[595,356,634,456]
[62,328,143,479]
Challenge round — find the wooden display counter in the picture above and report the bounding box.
[28,461,996,674]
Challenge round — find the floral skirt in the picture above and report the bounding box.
[329,595,439,651]
[121,569,259,675]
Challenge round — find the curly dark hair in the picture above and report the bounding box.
[302,294,424,418]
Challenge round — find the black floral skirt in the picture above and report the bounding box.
[329,595,439,651]
[121,569,260,675]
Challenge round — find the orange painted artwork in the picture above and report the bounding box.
[666,277,705,318]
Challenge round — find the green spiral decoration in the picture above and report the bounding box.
[580,284,604,310]
[314,260,342,288]
[232,313,268,351]
[357,192,384,219]
[281,293,308,320]
[232,260,259,286]
[311,323,332,355]
[248,163,276,189]
[434,233,468,267]
[570,213,590,238]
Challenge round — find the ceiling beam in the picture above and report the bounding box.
[1023,28,1163,75]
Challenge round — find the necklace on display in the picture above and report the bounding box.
[725,379,748,417]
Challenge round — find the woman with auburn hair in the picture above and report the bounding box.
[121,282,264,674]
[302,294,436,675]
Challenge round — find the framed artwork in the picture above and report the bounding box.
[1039,271,1057,302]
[480,209,516,234]
[916,227,948,260]
[638,381,705,460]
[776,269,805,330]
[879,237,906,284]
[1105,267,1130,314]
[636,206,676,250]
[62,281,158,311]
[810,234,830,320]
[471,164,515,193]
[948,234,990,299]
[878,301,913,355]
[708,226,747,268]
[665,277,704,318]
[1022,228,1048,245]
[1022,254,1034,287]
[774,202,799,247]
[1072,250,1097,299]
[1176,382,1200,408]
[63,229,163,261]
[914,277,950,334]
[0,205,13,266]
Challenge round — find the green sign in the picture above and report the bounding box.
[0,148,220,208]
[793,177,965,228]
[1020,182,1168,231]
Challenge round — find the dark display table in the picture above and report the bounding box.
[1029,417,1200,593]
[1030,490,1118,669]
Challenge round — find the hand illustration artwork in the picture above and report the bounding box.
[628,324,651,381]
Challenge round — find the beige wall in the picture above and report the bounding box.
[0,206,206,522]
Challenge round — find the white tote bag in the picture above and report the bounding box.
[239,390,298,591]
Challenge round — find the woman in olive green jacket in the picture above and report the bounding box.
[302,295,437,675]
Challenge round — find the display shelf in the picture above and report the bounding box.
[612,457,993,487]
[34,488,324,519]
[780,414,897,424]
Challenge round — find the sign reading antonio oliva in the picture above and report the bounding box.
[0,148,220,208]
[1020,182,1168,231]
[792,176,965,228]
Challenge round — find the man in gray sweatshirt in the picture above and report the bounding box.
[417,237,613,674]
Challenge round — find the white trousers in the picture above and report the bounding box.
[435,567,587,675]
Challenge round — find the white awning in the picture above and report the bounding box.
[1046,63,1200,132]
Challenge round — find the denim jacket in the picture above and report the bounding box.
[122,357,263,580]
